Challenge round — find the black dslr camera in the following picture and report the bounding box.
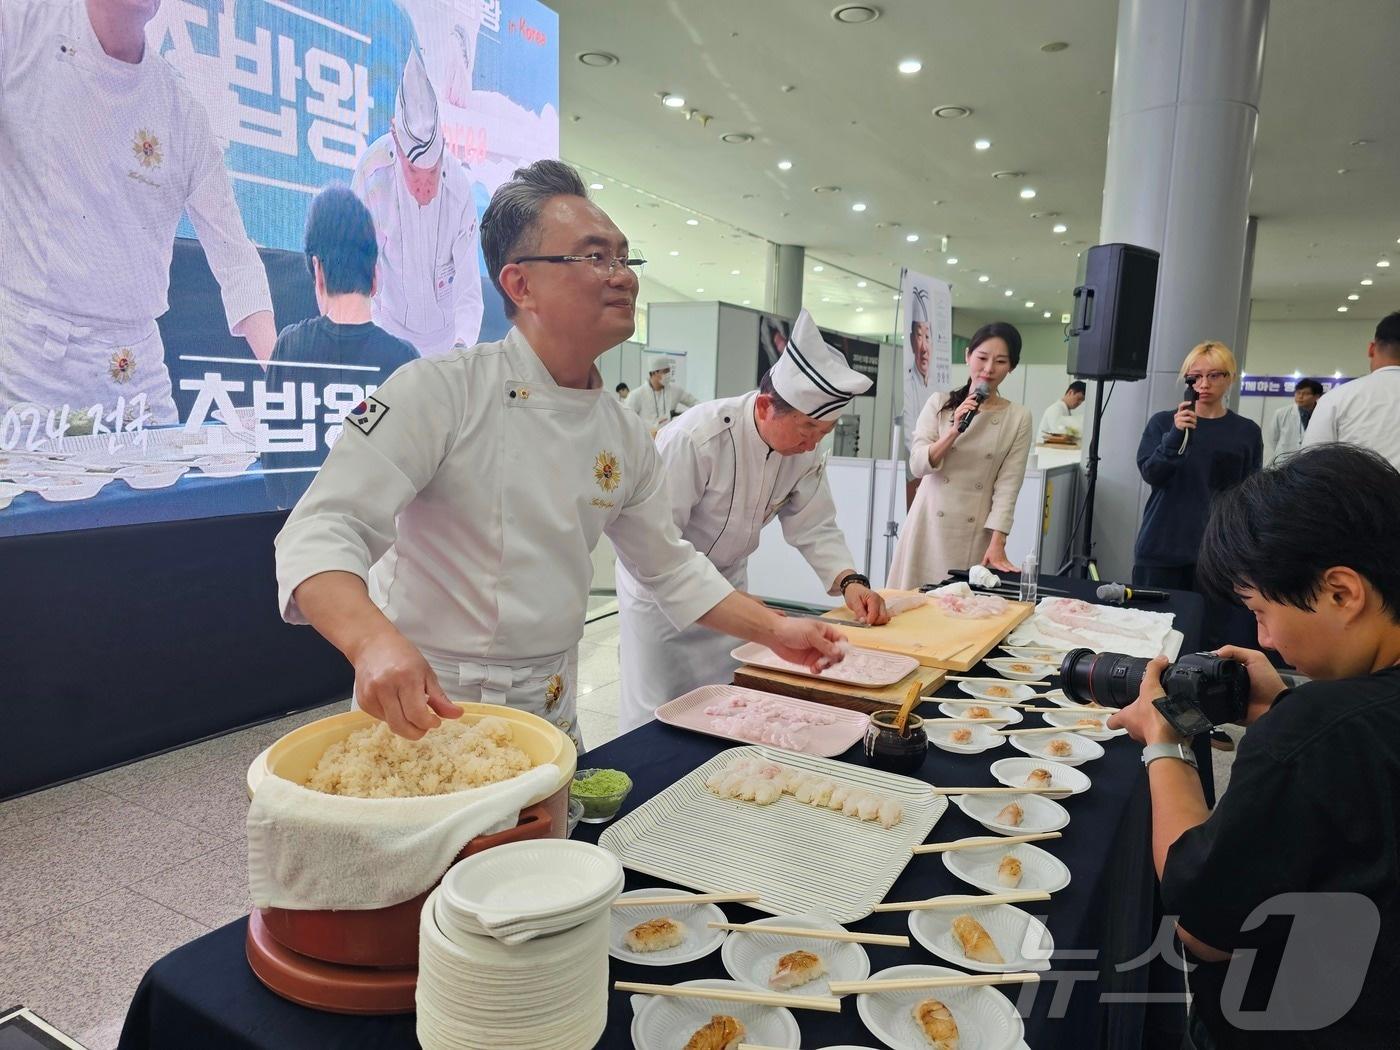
[1059,648,1250,738]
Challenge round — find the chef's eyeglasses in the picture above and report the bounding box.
[1184,370,1231,385]
[511,252,646,278]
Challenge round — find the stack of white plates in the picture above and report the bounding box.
[417,840,623,1050]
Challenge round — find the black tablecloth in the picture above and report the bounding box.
[120,579,1202,1050]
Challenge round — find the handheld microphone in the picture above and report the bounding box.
[957,382,991,434]
[1096,583,1172,605]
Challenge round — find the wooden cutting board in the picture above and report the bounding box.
[732,663,946,715]
[821,590,1035,672]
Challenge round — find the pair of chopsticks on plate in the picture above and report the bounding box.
[618,971,1040,1013]
[936,693,1110,717]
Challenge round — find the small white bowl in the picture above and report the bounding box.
[116,463,189,489]
[930,722,1006,755]
[0,481,23,509]
[938,701,1022,728]
[23,474,113,501]
[943,841,1071,895]
[720,912,870,995]
[953,792,1070,835]
[1010,732,1105,766]
[956,679,1036,703]
[989,757,1091,798]
[1040,708,1126,741]
[984,656,1058,682]
[193,453,257,477]
[909,899,1055,973]
[630,979,800,1050]
[609,888,728,966]
[856,964,1025,1050]
[1000,645,1069,662]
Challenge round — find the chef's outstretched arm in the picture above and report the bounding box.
[696,592,847,672]
[293,571,460,740]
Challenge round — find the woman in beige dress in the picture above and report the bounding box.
[889,322,1033,589]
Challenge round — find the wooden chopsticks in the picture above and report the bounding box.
[947,675,1051,687]
[612,892,759,908]
[828,972,1040,995]
[913,832,1062,854]
[615,981,841,1012]
[928,785,1061,796]
[707,921,909,947]
[872,890,1052,912]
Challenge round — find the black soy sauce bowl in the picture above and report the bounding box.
[863,710,929,775]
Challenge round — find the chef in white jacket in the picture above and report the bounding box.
[617,310,891,732]
[625,353,699,434]
[275,160,845,745]
[0,0,275,425]
[352,49,484,358]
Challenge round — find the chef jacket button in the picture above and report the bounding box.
[985,453,993,459]
[975,483,984,490]
[509,389,517,399]
[992,417,1002,425]
[967,516,975,523]
[936,510,944,518]
[723,417,730,423]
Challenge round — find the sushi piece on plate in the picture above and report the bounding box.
[1046,738,1074,758]
[952,915,1005,965]
[994,801,1024,827]
[912,998,960,1049]
[1024,767,1054,789]
[949,728,974,745]
[625,916,685,953]
[997,854,1023,888]
[769,948,826,990]
[683,1014,746,1050]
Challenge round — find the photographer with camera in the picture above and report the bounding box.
[1106,445,1400,1049]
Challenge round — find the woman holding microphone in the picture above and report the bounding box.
[889,322,1033,589]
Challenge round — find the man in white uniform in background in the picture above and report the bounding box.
[0,0,275,425]
[1038,381,1086,442]
[617,310,891,732]
[626,353,698,435]
[1265,377,1320,463]
[275,160,844,746]
[1303,312,1400,470]
[352,49,484,358]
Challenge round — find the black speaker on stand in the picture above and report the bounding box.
[1060,243,1160,579]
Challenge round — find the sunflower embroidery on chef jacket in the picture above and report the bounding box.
[131,128,162,168]
[109,348,136,383]
[593,451,620,492]
[544,674,564,712]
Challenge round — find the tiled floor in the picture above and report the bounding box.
[2,608,1243,1049]
[0,613,626,1049]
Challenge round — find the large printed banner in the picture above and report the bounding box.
[899,269,951,443]
[0,0,558,538]
[1240,374,1351,396]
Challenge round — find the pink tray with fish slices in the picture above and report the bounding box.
[730,642,919,688]
[654,684,871,758]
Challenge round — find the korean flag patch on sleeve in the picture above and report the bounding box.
[346,395,390,435]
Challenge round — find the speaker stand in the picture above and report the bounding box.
[1058,377,1107,580]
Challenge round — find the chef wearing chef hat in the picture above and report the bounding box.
[617,310,891,732]
[904,286,934,448]
[0,0,276,425]
[625,352,699,435]
[351,48,484,358]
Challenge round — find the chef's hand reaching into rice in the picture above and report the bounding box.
[351,627,462,740]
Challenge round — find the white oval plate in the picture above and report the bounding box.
[930,722,1006,755]
[938,702,1023,728]
[1009,732,1105,767]
[989,757,1091,798]
[983,657,1058,682]
[943,842,1071,895]
[610,888,729,966]
[956,680,1036,703]
[953,792,1069,835]
[909,900,1055,974]
[856,964,1025,1050]
[721,912,870,995]
[630,979,800,1049]
[1000,645,1068,662]
[1040,707,1126,740]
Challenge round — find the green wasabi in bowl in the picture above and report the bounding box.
[570,768,633,822]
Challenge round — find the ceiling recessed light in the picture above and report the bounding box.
[1040,41,1070,53]
[1004,289,1014,296]
[831,4,881,24]
[1052,223,1068,233]
[720,132,754,144]
[856,306,865,312]
[856,280,867,287]
[1025,301,1035,308]
[1338,306,1349,312]
[906,233,919,242]
[1361,278,1375,286]
[589,182,604,190]
[777,159,793,171]
[813,265,825,272]
[696,288,705,293]
[1348,293,1360,301]
[662,93,687,109]
[1019,187,1037,199]
[851,202,867,212]
[898,58,922,74]
[974,138,991,151]
[892,293,900,301]
[669,250,680,256]
[730,269,741,276]
[991,170,1023,181]
[932,105,972,119]
[1352,139,1373,147]
[1043,311,1053,318]
[577,51,619,67]
[946,257,958,265]
[812,185,841,194]
[685,218,699,226]
[978,275,990,283]
[821,296,831,302]
[742,299,751,305]
[1378,259,1392,268]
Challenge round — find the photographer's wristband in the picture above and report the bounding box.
[1142,742,1198,770]
[838,572,870,595]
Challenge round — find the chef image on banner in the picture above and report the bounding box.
[625,352,699,436]
[352,48,484,357]
[617,310,891,732]
[904,284,934,441]
[0,0,275,426]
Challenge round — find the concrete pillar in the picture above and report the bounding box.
[765,243,805,319]
[1088,0,1269,579]
[1230,215,1260,411]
